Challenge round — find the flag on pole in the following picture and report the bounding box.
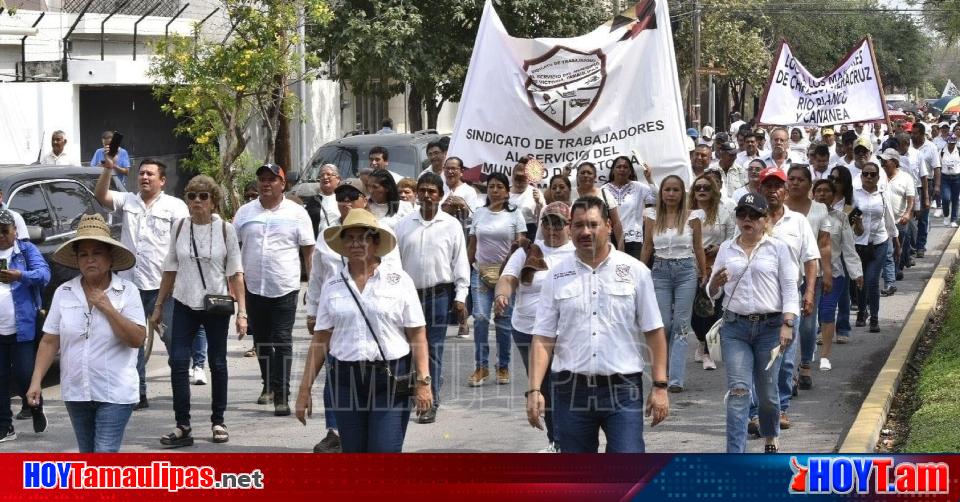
[942,79,959,98]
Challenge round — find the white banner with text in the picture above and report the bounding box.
[448,0,690,185]
[758,38,886,127]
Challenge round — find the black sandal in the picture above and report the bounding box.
[212,424,229,444]
[160,425,194,447]
[764,444,779,454]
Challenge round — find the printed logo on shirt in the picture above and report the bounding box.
[386,273,401,285]
[553,270,576,280]
[615,264,632,282]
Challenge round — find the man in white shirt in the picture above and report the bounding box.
[234,163,315,416]
[763,127,792,172]
[526,196,668,453]
[369,146,404,184]
[933,123,950,151]
[822,128,838,159]
[735,130,763,167]
[750,168,819,432]
[808,144,832,181]
[729,112,745,137]
[879,149,915,282]
[940,135,960,227]
[439,156,481,338]
[94,157,190,410]
[709,140,748,199]
[39,131,78,166]
[418,140,447,179]
[395,173,469,424]
[691,144,712,177]
[895,132,926,265]
[911,123,940,258]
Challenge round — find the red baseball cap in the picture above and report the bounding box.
[759,167,787,184]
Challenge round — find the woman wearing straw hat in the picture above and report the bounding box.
[151,174,247,447]
[295,209,431,452]
[27,214,146,453]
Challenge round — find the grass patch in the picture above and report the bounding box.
[904,284,960,452]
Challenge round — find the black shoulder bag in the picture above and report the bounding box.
[187,220,236,315]
[339,271,416,398]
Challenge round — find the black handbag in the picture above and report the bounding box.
[339,271,416,399]
[189,220,236,316]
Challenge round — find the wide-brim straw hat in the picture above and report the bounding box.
[322,208,396,258]
[52,214,136,271]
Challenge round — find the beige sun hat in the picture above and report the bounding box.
[322,208,396,258]
[52,214,136,271]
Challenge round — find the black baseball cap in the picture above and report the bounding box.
[736,192,769,215]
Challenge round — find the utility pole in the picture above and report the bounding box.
[691,0,702,130]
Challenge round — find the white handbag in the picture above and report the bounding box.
[705,250,758,364]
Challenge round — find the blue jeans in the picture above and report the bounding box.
[419,285,452,406]
[323,369,337,431]
[818,275,847,324]
[917,188,930,251]
[0,335,38,431]
[798,278,822,366]
[857,240,889,324]
[720,312,783,453]
[328,356,411,453]
[169,300,230,427]
[837,274,852,338]
[513,331,556,444]
[64,401,134,452]
[942,174,960,222]
[882,238,895,287]
[651,257,698,388]
[138,289,173,397]
[551,371,645,453]
[471,270,512,369]
[245,289,299,401]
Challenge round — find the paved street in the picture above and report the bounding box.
[5,224,954,454]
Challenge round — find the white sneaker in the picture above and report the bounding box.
[702,353,717,370]
[694,343,704,362]
[538,442,560,453]
[193,367,207,385]
[820,358,832,371]
[934,207,943,218]
[945,217,951,227]
[953,222,959,228]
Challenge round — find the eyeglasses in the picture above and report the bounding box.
[862,172,879,178]
[735,208,765,221]
[336,192,362,203]
[540,219,567,230]
[186,192,211,201]
[693,184,712,192]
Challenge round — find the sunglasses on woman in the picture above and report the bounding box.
[186,192,210,201]
[735,208,765,220]
[693,184,712,192]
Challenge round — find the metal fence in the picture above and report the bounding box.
[61,0,181,17]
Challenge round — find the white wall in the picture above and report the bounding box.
[0,81,80,164]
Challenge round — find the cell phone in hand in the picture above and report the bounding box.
[108,131,123,157]
[0,258,8,271]
[848,207,863,225]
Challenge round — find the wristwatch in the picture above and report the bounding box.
[652,380,669,389]
[783,318,795,328]
[416,375,432,386]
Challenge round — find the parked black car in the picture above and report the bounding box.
[0,165,125,310]
[291,131,446,234]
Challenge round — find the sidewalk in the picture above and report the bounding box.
[6,223,954,453]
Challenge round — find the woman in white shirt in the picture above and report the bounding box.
[295,209,431,453]
[640,175,708,392]
[604,155,656,260]
[575,162,625,249]
[27,214,146,452]
[493,202,575,453]
[366,170,414,231]
[151,175,248,447]
[812,179,863,370]
[509,159,544,237]
[688,174,735,371]
[545,174,572,205]
[708,193,799,453]
[467,172,527,387]
[850,162,900,333]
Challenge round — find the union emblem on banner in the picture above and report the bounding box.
[524,47,607,133]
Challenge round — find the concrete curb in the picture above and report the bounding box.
[839,227,960,453]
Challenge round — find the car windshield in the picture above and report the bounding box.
[304,144,424,181]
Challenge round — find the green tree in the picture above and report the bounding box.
[309,0,607,130]
[149,0,332,210]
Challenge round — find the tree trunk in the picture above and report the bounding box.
[425,96,444,130]
[275,90,293,172]
[407,85,424,132]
